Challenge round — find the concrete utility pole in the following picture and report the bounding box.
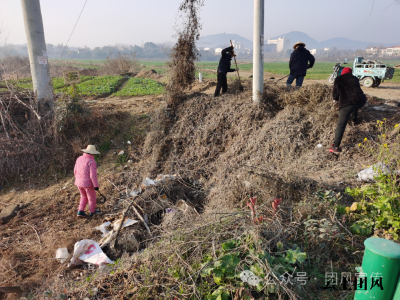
[252,0,264,103]
[21,0,53,107]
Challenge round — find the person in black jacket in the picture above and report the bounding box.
[329,67,367,154]
[287,41,315,90]
[214,46,238,97]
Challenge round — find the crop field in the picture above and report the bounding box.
[197,61,400,82]
[113,78,164,97]
[73,75,124,96]
[0,76,96,92]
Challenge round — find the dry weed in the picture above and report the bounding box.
[165,0,204,107]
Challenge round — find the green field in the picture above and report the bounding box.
[1,75,164,97]
[196,61,400,83]
[114,78,164,97]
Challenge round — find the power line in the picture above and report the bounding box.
[59,0,88,59]
[356,0,375,32]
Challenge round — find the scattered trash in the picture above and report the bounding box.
[317,144,323,148]
[118,150,125,155]
[141,177,156,190]
[130,190,139,197]
[112,218,138,230]
[127,141,132,145]
[68,239,113,268]
[94,221,111,237]
[371,106,393,111]
[165,208,175,213]
[127,160,133,163]
[56,248,69,263]
[95,219,137,237]
[357,163,390,182]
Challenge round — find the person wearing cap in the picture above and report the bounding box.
[214,46,239,97]
[287,41,315,90]
[75,145,101,217]
[329,67,366,154]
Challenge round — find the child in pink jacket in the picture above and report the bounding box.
[75,145,100,218]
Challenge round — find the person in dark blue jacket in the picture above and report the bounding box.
[214,46,238,97]
[287,41,315,90]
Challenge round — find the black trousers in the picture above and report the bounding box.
[333,103,364,147]
[214,72,227,96]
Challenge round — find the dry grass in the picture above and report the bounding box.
[2,81,398,299]
[165,0,204,107]
[100,53,140,76]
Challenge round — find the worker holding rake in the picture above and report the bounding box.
[214,45,239,97]
[329,67,366,154]
[75,145,101,217]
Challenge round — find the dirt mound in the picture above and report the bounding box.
[135,69,160,79]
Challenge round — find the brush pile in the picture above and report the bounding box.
[165,0,204,107]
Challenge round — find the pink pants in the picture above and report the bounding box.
[78,186,97,213]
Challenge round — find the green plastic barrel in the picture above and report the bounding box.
[393,276,400,299]
[354,237,400,300]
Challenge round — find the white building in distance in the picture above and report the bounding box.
[267,36,291,53]
[215,48,223,55]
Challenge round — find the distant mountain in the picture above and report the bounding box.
[319,37,384,50]
[199,31,397,51]
[272,31,395,50]
[271,31,319,49]
[198,33,253,49]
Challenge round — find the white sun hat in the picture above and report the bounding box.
[82,145,100,155]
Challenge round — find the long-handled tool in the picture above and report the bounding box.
[270,74,290,82]
[230,40,244,92]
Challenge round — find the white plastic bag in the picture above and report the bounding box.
[94,221,111,237]
[357,163,390,182]
[68,239,113,268]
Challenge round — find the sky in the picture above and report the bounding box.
[0,0,399,48]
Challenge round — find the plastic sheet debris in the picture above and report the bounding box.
[112,218,138,230]
[94,221,111,237]
[127,141,132,145]
[56,248,69,263]
[140,178,156,191]
[68,239,113,268]
[130,190,139,197]
[118,150,124,155]
[357,163,390,182]
[239,270,261,286]
[317,144,323,148]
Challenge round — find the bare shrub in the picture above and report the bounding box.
[100,53,140,76]
[0,84,119,185]
[0,55,31,80]
[165,0,204,107]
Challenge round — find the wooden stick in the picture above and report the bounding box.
[132,205,152,237]
[230,40,241,84]
[111,196,137,250]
